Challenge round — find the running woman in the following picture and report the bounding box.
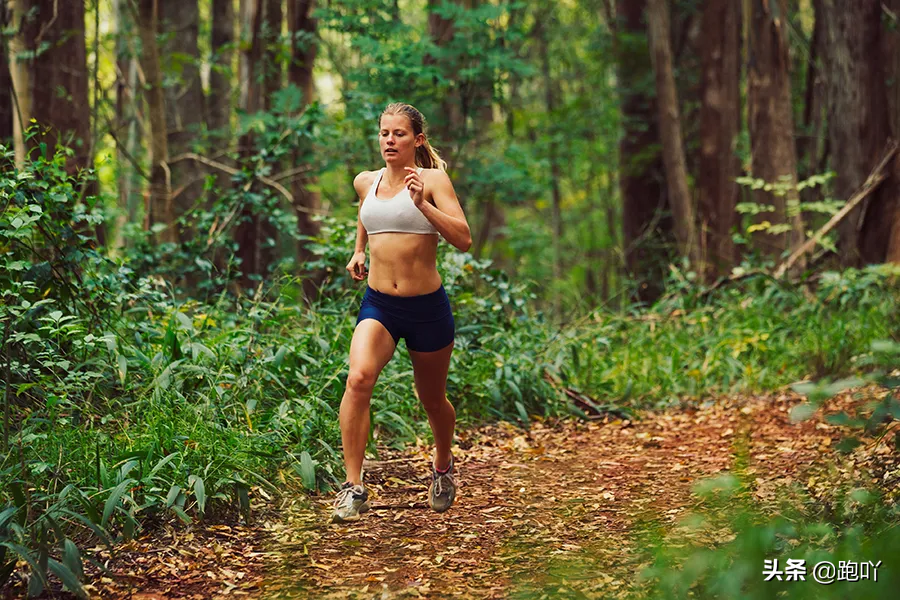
[331,102,472,523]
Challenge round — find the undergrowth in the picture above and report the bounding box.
[2,144,900,596]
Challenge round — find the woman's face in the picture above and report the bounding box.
[379,114,422,165]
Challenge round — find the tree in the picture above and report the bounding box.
[697,0,741,277]
[12,0,92,177]
[0,1,12,142]
[234,0,265,286]
[136,0,174,244]
[617,0,668,302]
[209,0,235,137]
[821,0,897,265]
[159,0,206,243]
[747,0,802,260]
[288,0,322,296]
[647,0,699,269]
[886,0,900,264]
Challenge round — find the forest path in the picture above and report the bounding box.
[253,392,831,599]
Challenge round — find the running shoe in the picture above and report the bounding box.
[331,482,370,523]
[429,456,457,512]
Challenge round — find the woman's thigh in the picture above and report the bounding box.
[408,342,454,404]
[348,318,398,382]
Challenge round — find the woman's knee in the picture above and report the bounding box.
[346,367,378,396]
[419,392,452,415]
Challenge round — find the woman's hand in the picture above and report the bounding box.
[404,167,425,208]
[346,251,368,281]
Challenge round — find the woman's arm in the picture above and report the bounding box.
[347,172,373,280]
[405,168,472,252]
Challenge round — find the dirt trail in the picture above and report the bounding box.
[77,392,852,599]
[255,393,834,599]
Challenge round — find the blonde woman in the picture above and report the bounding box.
[332,103,472,523]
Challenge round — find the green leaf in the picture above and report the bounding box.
[166,485,182,508]
[101,479,135,528]
[515,400,529,425]
[835,436,862,454]
[117,354,128,385]
[274,344,289,368]
[190,475,207,515]
[62,539,84,581]
[49,558,87,597]
[170,505,193,524]
[0,543,47,589]
[298,451,317,491]
[148,452,180,480]
[789,403,817,423]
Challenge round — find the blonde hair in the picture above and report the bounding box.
[380,102,447,171]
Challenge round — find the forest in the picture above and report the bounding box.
[2,0,900,597]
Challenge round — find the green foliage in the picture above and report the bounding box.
[638,473,900,599]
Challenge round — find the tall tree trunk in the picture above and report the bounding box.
[698,0,741,278]
[647,0,699,269]
[209,0,235,136]
[821,0,895,265]
[799,0,827,180]
[748,0,802,260]
[9,0,32,167]
[235,0,264,287]
[881,0,900,264]
[617,0,668,303]
[0,2,12,142]
[159,0,205,244]
[536,8,563,287]
[136,0,174,244]
[427,0,463,155]
[15,0,92,177]
[114,0,142,248]
[288,0,322,297]
[264,0,282,104]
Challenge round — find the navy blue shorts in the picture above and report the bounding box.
[356,286,455,352]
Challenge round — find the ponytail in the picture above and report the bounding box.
[416,139,447,172]
[381,102,447,171]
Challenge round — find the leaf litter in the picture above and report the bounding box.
[38,388,897,599]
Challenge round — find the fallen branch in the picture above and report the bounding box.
[167,152,328,216]
[774,140,899,279]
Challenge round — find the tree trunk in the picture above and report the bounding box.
[264,0,282,104]
[14,0,92,178]
[698,0,741,278]
[427,0,463,152]
[881,0,900,264]
[617,0,668,303]
[159,0,205,244]
[8,0,31,167]
[288,0,321,297]
[209,0,235,136]
[535,8,563,287]
[821,0,895,265]
[0,2,12,142]
[136,0,174,244]
[647,0,699,269]
[114,0,142,248]
[235,0,264,287]
[748,0,802,260]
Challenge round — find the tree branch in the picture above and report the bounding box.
[167,152,328,215]
[774,140,899,279]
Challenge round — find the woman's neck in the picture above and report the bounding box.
[383,162,416,187]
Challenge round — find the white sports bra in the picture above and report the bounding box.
[359,168,438,235]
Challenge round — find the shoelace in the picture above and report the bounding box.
[333,486,356,510]
[433,470,456,496]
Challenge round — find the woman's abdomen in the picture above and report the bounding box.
[367,233,441,296]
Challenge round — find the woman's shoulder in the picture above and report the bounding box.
[353,169,381,197]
